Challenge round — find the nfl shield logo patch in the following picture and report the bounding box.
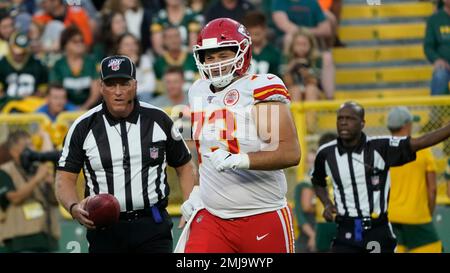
[150,147,159,159]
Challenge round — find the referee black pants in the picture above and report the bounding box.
[332,217,397,253]
[86,209,173,253]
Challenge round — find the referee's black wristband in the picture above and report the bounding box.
[69,203,78,216]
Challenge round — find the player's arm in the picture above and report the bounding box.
[410,123,450,152]
[204,102,300,171]
[246,101,301,170]
[205,75,300,172]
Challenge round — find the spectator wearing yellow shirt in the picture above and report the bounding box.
[387,107,442,253]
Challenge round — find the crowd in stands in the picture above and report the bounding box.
[0,0,347,121]
[0,0,447,115]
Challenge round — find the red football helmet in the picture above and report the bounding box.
[193,18,252,88]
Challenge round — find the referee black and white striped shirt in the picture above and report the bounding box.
[311,133,416,218]
[57,100,191,212]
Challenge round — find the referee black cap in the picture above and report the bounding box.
[100,55,136,81]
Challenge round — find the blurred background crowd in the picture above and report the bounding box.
[0,0,349,117]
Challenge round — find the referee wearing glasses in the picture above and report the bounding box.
[312,101,450,253]
[55,55,197,253]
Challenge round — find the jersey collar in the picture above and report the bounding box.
[337,133,367,155]
[5,51,31,71]
[102,98,140,126]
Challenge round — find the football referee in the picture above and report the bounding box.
[312,101,450,253]
[55,55,198,253]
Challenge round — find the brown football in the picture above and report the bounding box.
[85,194,120,228]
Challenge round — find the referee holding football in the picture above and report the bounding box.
[55,55,198,253]
[312,101,450,253]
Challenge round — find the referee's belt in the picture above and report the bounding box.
[335,214,388,231]
[119,206,164,223]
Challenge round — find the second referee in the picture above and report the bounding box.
[312,101,450,253]
[55,55,197,253]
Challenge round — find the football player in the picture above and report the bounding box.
[179,18,301,253]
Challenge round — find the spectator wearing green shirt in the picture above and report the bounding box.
[294,166,317,252]
[0,32,48,98]
[50,26,100,110]
[150,0,203,56]
[153,27,199,94]
[243,11,281,76]
[271,0,331,45]
[424,0,450,95]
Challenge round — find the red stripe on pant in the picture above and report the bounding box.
[185,207,295,253]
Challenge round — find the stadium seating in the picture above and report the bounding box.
[338,23,425,41]
[334,0,434,100]
[341,2,434,20]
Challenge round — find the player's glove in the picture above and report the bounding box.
[180,186,202,221]
[204,149,250,172]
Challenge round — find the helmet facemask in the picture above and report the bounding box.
[193,39,250,88]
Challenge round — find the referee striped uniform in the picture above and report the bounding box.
[312,133,416,218]
[312,133,416,252]
[58,100,191,212]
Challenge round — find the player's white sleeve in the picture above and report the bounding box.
[252,74,291,104]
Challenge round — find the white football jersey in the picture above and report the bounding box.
[188,73,291,219]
